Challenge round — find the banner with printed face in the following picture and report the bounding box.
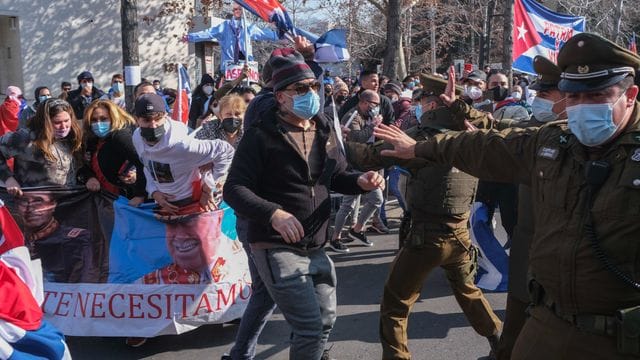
[1,187,250,337]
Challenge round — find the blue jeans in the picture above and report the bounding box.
[251,246,337,360]
[229,217,277,360]
[380,167,408,223]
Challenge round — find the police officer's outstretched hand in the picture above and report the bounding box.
[270,209,304,244]
[374,124,417,160]
[5,177,22,197]
[440,65,457,107]
[357,171,385,191]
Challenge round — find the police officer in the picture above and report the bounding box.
[346,74,502,360]
[16,191,93,283]
[374,33,640,359]
[494,56,567,360]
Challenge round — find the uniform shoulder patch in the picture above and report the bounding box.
[66,228,86,238]
[537,146,560,160]
[631,148,640,162]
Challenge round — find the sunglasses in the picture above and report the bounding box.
[284,81,321,95]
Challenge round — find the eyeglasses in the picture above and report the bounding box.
[284,81,321,95]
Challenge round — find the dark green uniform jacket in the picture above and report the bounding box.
[412,102,640,316]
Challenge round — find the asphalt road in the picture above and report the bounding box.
[67,207,507,360]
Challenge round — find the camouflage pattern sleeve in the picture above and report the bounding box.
[414,127,541,185]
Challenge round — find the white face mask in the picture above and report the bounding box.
[464,85,483,101]
[511,92,522,101]
[82,82,93,90]
[203,85,213,96]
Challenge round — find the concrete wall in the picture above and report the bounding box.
[0,14,24,96]
[0,1,217,100]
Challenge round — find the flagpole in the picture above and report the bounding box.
[242,7,251,87]
[503,0,514,83]
[177,64,182,122]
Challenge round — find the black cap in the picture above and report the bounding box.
[134,93,166,117]
[77,71,94,82]
[529,56,562,91]
[557,32,640,92]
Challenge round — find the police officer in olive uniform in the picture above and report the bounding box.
[495,55,567,360]
[374,33,640,359]
[346,74,502,360]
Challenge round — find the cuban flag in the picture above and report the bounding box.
[171,64,191,125]
[234,0,295,38]
[295,28,350,63]
[0,201,71,360]
[512,0,585,75]
[629,32,637,54]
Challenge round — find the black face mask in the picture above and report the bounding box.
[487,86,509,102]
[221,117,242,133]
[336,95,347,104]
[140,125,165,143]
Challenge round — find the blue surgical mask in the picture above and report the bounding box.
[531,97,559,122]
[37,95,51,103]
[287,91,320,119]
[112,82,124,94]
[415,105,423,122]
[567,94,625,147]
[91,121,111,138]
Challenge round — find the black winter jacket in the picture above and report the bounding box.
[224,108,364,249]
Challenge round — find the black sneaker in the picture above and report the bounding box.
[348,229,373,247]
[220,355,232,360]
[328,240,350,253]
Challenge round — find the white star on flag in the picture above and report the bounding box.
[517,22,528,41]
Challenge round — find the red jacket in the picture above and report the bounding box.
[0,98,19,136]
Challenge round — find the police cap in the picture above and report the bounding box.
[557,32,640,92]
[419,73,463,98]
[529,56,561,91]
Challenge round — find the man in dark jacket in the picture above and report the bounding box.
[224,49,384,360]
[338,70,395,125]
[66,71,105,120]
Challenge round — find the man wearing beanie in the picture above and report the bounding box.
[66,71,105,119]
[224,48,384,360]
[372,32,640,359]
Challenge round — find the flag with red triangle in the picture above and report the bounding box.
[512,0,585,75]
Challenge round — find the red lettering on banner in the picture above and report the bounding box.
[91,293,106,318]
[54,292,72,316]
[193,293,213,316]
[108,293,125,318]
[175,294,195,318]
[147,294,163,319]
[75,292,90,317]
[129,294,145,319]
[42,290,57,310]
[165,294,172,319]
[239,280,251,300]
[216,284,236,311]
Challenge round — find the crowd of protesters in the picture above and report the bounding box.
[2,29,640,360]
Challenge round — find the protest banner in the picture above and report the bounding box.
[223,61,260,82]
[1,187,250,337]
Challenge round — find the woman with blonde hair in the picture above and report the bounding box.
[194,93,246,148]
[0,98,85,196]
[83,100,146,206]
